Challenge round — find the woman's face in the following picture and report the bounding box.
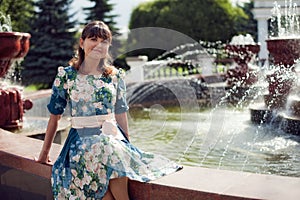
[80,36,110,61]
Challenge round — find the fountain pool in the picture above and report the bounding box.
[125,106,300,177]
[22,86,299,178]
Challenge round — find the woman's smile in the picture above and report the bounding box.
[92,48,102,53]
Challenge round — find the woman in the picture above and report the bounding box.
[37,21,182,200]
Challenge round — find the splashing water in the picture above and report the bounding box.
[270,0,300,38]
[0,12,12,32]
[230,34,257,45]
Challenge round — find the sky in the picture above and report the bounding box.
[71,0,250,33]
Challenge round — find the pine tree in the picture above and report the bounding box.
[21,0,77,88]
[83,0,119,34]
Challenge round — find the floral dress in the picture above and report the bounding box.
[48,66,181,200]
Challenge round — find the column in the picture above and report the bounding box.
[125,56,148,83]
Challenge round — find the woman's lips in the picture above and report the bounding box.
[93,49,102,53]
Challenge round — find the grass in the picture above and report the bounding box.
[23,84,43,93]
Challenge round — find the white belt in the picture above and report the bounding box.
[71,114,120,138]
[71,114,115,128]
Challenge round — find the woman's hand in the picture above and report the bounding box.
[115,112,129,140]
[34,152,53,165]
[34,114,61,165]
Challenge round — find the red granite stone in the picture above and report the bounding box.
[1,129,300,200]
[0,129,61,178]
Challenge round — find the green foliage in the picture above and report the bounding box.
[21,0,77,88]
[127,0,171,60]
[128,0,251,60]
[0,0,35,32]
[24,84,44,92]
[129,0,171,29]
[129,0,245,42]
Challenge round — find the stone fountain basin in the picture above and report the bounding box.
[266,38,300,67]
[0,32,31,77]
[0,32,31,59]
[249,95,300,136]
[225,44,260,64]
[278,112,300,135]
[286,95,300,117]
[225,44,260,53]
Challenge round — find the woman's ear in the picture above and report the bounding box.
[79,38,84,49]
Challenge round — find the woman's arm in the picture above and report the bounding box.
[115,112,129,140]
[37,114,61,164]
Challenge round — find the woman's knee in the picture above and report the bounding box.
[103,188,115,200]
[109,177,129,200]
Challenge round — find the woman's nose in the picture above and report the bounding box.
[99,40,109,47]
[92,42,102,50]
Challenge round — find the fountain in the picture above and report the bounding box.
[0,13,33,130]
[225,34,260,87]
[250,0,300,136]
[122,1,300,178]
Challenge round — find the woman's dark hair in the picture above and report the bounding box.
[69,21,116,76]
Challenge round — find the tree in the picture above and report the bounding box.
[129,0,245,42]
[83,0,119,34]
[0,0,35,32]
[128,0,248,60]
[235,0,257,41]
[21,0,77,88]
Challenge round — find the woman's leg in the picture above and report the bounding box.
[109,177,130,200]
[103,188,115,200]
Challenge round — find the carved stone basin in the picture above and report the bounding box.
[0,32,31,77]
[225,44,260,87]
[0,32,32,130]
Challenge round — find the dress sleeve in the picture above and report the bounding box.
[115,69,129,114]
[47,66,68,115]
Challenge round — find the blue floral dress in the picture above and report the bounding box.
[48,66,181,200]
